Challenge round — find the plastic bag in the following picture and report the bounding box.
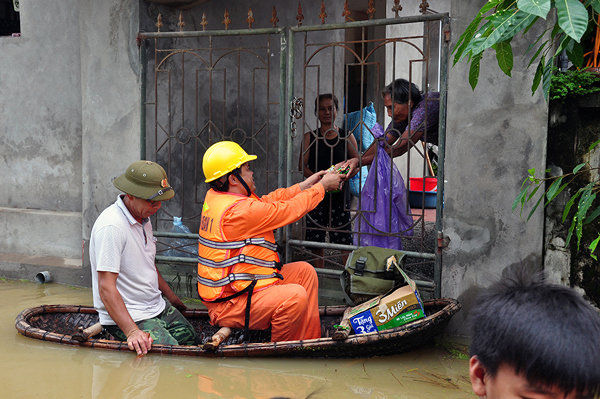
[354,123,413,250]
[164,217,198,258]
[344,103,376,197]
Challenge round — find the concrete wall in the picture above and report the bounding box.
[0,0,82,263]
[80,0,142,282]
[80,0,142,236]
[441,0,548,334]
[0,0,141,285]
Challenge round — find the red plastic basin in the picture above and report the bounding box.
[409,177,437,192]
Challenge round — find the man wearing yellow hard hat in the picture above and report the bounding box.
[90,161,198,355]
[198,141,344,342]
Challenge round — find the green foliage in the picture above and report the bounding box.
[550,68,600,101]
[456,2,600,262]
[453,0,596,100]
[513,145,600,259]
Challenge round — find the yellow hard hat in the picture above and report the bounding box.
[203,141,257,183]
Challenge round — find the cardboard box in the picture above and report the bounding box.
[348,268,425,335]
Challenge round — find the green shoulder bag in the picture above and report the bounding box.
[340,246,407,306]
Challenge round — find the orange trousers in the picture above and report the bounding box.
[204,261,321,342]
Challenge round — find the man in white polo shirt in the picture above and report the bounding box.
[90,160,198,355]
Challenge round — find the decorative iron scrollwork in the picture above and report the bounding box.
[343,1,351,22]
[366,0,376,19]
[392,0,402,18]
[270,6,279,28]
[201,12,208,31]
[156,13,163,32]
[223,8,231,30]
[296,2,304,26]
[178,12,185,32]
[319,1,327,24]
[247,8,255,29]
[290,97,303,138]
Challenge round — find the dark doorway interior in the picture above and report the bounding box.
[0,0,20,37]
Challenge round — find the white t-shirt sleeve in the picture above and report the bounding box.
[92,225,126,274]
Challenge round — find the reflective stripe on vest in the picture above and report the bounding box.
[197,271,283,288]
[198,253,282,269]
[198,235,278,252]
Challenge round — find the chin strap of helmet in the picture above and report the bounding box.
[147,186,173,201]
[232,169,252,197]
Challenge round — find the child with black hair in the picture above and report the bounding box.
[469,273,600,399]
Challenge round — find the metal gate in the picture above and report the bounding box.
[138,5,449,300]
[139,24,286,227]
[138,21,287,297]
[286,12,449,300]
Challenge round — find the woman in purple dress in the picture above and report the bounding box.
[344,78,440,171]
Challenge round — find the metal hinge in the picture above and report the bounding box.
[443,25,450,43]
[437,231,450,249]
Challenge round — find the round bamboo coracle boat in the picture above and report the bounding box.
[15,298,460,358]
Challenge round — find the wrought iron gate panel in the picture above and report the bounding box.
[286,14,449,298]
[139,28,286,240]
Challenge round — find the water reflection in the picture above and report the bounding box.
[1,279,472,398]
[90,354,160,398]
[196,364,320,398]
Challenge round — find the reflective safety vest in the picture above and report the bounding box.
[197,189,282,302]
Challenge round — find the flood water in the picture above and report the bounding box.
[0,279,473,398]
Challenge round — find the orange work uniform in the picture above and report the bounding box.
[197,183,325,342]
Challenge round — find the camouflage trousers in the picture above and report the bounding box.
[105,299,199,346]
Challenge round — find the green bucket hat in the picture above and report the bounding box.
[113,160,175,201]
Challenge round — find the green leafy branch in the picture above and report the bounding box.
[453,0,600,99]
[513,139,600,259]
[550,66,600,100]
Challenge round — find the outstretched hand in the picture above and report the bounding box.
[299,169,346,192]
[299,170,327,191]
[319,170,345,192]
[335,158,360,179]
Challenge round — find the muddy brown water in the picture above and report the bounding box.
[1,279,473,398]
